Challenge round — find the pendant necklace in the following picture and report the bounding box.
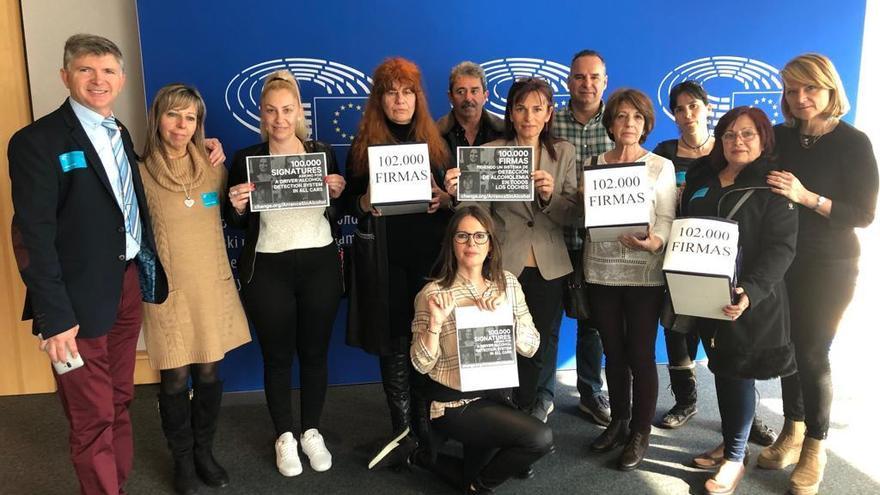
[182,181,195,208]
[680,133,710,151]
[166,152,196,207]
[799,120,833,149]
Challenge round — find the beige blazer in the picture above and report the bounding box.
[465,138,578,280]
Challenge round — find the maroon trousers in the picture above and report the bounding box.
[53,263,142,495]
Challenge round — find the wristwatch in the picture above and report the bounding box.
[813,195,827,210]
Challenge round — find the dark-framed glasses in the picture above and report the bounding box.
[453,231,490,245]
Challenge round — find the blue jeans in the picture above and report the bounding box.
[715,374,756,461]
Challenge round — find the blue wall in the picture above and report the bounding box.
[137,0,867,392]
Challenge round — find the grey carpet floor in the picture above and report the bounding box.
[2,365,877,494]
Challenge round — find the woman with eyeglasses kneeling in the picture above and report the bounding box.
[682,106,798,494]
[410,205,553,494]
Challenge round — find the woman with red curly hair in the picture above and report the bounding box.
[344,57,452,470]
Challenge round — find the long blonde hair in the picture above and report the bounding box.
[143,83,208,162]
[260,70,310,141]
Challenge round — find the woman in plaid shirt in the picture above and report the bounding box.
[410,205,552,494]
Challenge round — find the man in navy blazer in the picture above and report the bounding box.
[8,34,167,494]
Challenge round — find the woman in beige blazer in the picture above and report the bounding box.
[445,77,578,419]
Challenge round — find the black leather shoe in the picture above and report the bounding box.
[589,419,630,453]
[618,430,650,471]
[749,417,777,447]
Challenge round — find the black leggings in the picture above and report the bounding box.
[515,268,564,410]
[664,328,700,369]
[781,257,858,440]
[160,362,220,394]
[242,243,342,436]
[431,399,553,489]
[587,284,665,432]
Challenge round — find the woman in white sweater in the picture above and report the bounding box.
[582,88,676,471]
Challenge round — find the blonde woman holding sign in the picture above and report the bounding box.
[582,88,676,471]
[223,70,345,477]
[681,106,798,494]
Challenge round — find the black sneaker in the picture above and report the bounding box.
[530,399,555,423]
[578,393,611,426]
[367,427,417,470]
[749,417,777,446]
[657,403,697,429]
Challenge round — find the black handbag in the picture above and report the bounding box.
[563,246,590,320]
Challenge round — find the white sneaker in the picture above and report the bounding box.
[300,428,332,472]
[275,432,302,477]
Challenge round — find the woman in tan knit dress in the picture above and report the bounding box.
[140,84,251,495]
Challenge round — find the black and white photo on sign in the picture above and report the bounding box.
[245,152,329,211]
[663,217,740,320]
[367,142,432,215]
[454,303,518,392]
[583,162,649,242]
[457,146,533,201]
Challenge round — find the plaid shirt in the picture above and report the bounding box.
[410,272,540,419]
[553,102,615,250]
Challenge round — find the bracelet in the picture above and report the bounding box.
[812,195,827,210]
[427,326,442,335]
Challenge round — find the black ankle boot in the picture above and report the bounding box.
[158,390,199,495]
[590,419,630,453]
[618,430,650,471]
[191,381,229,488]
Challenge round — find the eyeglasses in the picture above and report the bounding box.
[721,129,758,143]
[453,231,490,245]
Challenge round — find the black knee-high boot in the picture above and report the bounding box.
[368,353,417,469]
[159,390,199,495]
[191,380,229,488]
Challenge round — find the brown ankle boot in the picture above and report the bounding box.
[757,418,805,470]
[789,437,826,495]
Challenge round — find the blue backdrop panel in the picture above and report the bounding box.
[136,0,867,392]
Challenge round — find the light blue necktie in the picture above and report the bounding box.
[101,117,142,248]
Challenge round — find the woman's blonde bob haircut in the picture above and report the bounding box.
[780,53,850,125]
[260,70,310,141]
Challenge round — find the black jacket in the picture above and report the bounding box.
[8,99,167,338]
[682,156,798,379]
[222,140,343,285]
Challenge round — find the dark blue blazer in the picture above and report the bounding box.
[8,99,167,339]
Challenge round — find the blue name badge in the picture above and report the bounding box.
[201,191,219,207]
[58,151,87,173]
[675,170,687,186]
[690,186,709,202]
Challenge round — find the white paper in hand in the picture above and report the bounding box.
[453,303,518,392]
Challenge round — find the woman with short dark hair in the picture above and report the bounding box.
[583,88,676,471]
[683,106,798,494]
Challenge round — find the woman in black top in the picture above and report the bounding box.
[654,82,777,445]
[681,106,798,494]
[759,53,878,495]
[224,70,345,477]
[344,57,452,470]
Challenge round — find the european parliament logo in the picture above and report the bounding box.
[479,58,571,118]
[225,58,372,146]
[657,56,784,130]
